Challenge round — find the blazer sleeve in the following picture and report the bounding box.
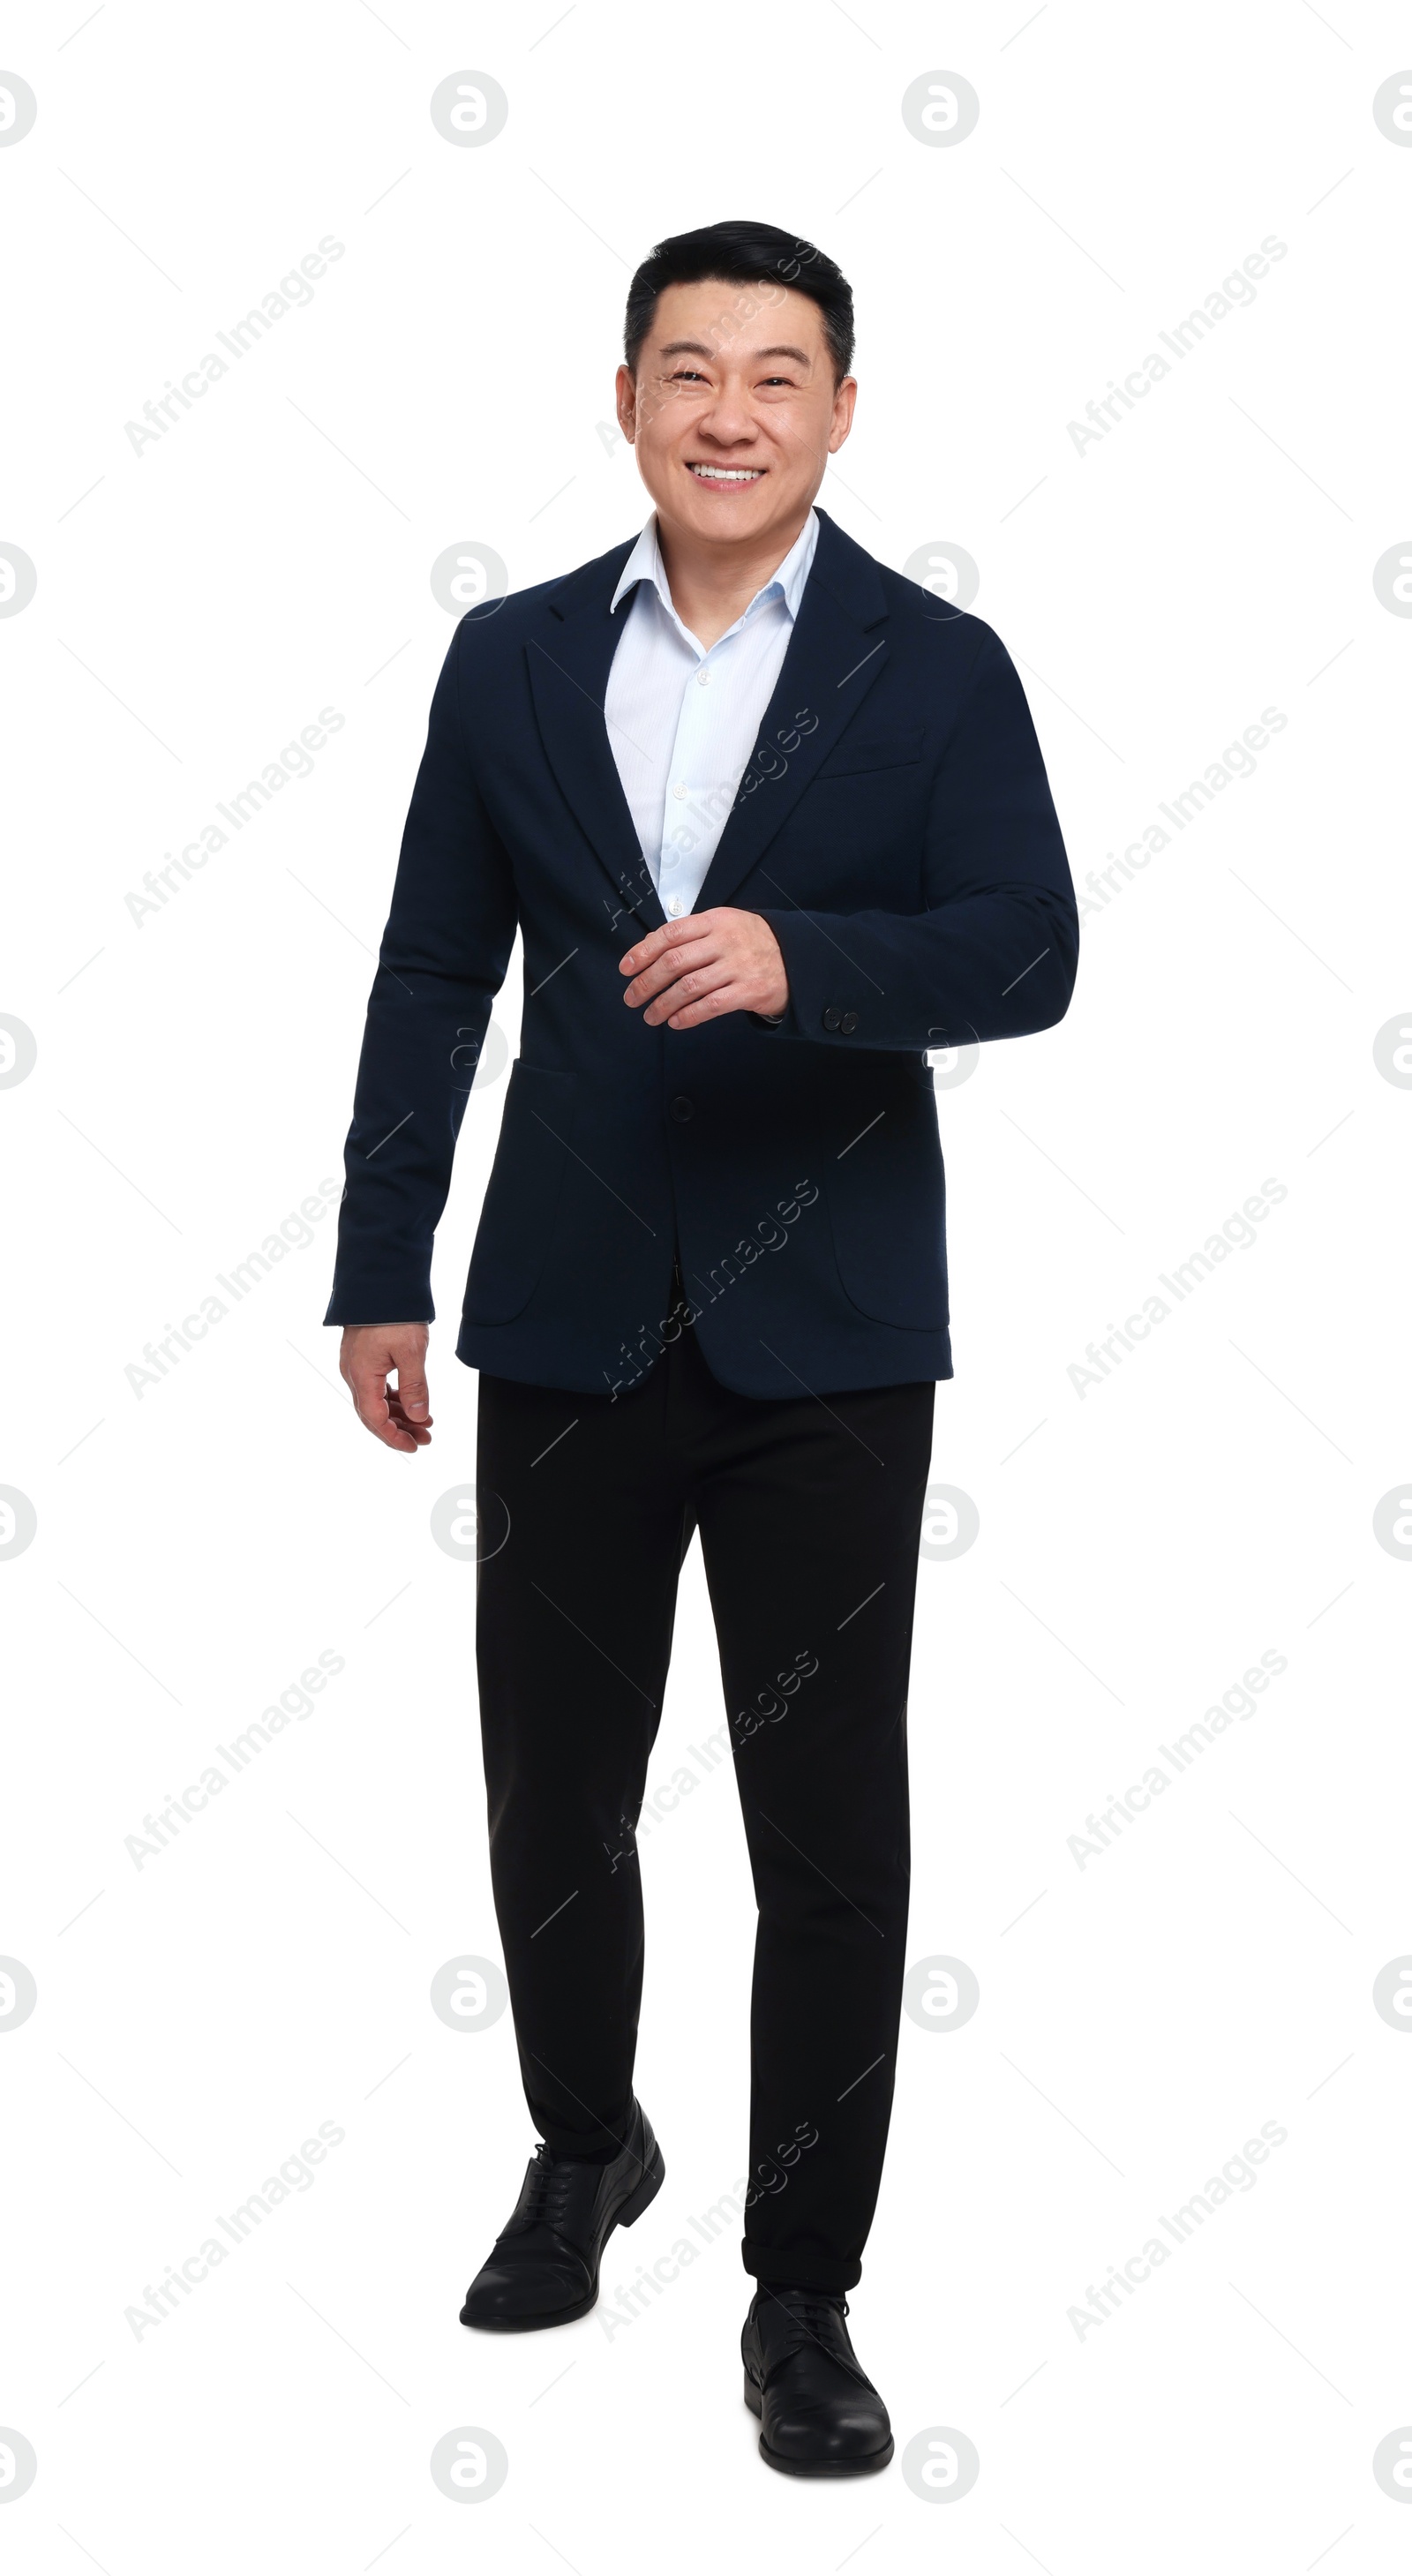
[324,620,519,1326]
[755,626,1079,1054]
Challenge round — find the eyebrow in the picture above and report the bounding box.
[657,339,814,367]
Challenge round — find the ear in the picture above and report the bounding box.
[614,362,638,445]
[828,375,858,453]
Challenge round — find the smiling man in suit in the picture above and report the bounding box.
[327,220,1078,2476]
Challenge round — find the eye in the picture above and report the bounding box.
[670,368,708,383]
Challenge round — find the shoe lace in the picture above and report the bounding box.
[517,2144,583,2237]
[759,2289,866,2383]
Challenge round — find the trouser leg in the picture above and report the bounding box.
[690,1343,935,2290]
[475,1365,688,2158]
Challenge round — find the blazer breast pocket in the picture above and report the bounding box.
[815,729,925,781]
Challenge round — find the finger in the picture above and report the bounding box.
[618,924,676,977]
[623,930,718,1009]
[349,1365,418,1453]
[394,1360,431,1425]
[386,1390,433,1427]
[641,958,735,1026]
[661,980,752,1031]
[387,1385,434,1446]
[620,915,714,987]
[624,935,715,1001]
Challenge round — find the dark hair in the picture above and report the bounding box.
[624,220,854,385]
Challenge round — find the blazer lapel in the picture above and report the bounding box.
[525,544,666,937]
[692,508,891,916]
[523,510,890,935]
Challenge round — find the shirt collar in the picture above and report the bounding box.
[610,506,819,635]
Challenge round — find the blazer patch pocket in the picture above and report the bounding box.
[816,730,925,780]
[463,1061,577,1326]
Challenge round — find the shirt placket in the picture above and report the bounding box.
[660,627,728,916]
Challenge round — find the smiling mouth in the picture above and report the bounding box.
[687,463,764,484]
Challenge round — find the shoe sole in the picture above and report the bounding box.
[459,2142,666,2332]
[743,2372,895,2476]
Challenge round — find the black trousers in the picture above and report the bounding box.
[474,1312,935,2293]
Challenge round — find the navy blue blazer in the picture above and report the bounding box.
[324,508,1078,1397]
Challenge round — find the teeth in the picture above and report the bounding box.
[689,465,762,481]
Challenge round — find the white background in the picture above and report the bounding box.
[4,0,1411,2565]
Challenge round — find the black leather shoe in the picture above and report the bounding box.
[459,2099,664,2332]
[742,2285,893,2475]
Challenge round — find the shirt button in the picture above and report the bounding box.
[840,1010,859,1033]
[822,1006,842,1032]
[670,1096,694,1123]
[668,897,685,916]
[696,667,710,687]
[672,781,687,800]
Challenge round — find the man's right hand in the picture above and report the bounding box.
[339,1324,432,1453]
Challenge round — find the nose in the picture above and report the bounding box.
[696,385,757,449]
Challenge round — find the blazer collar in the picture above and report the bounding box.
[523,507,890,935]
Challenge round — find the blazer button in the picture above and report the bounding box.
[840,1010,859,1033]
[670,1095,694,1122]
[822,1006,842,1032]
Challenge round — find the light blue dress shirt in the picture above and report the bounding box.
[604,507,819,918]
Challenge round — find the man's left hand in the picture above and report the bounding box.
[620,908,789,1029]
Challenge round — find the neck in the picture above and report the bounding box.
[654,506,813,651]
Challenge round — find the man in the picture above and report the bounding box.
[327,219,1078,2476]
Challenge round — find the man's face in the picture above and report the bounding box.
[615,278,856,550]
